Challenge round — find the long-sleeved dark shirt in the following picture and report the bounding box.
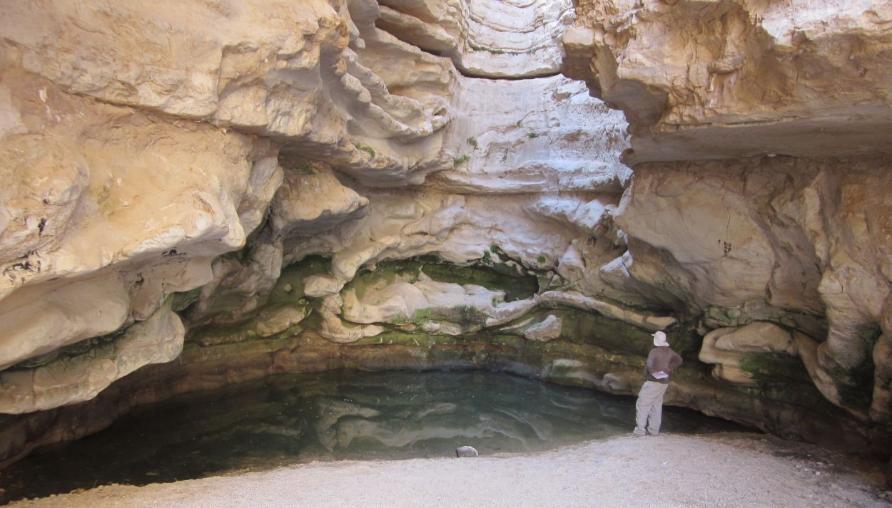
[645,346,683,384]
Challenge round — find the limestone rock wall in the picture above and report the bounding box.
[1,0,455,186]
[566,0,892,163]
[0,301,185,414]
[615,157,892,425]
[0,0,632,417]
[0,67,279,375]
[380,0,574,78]
[1,0,890,470]
[0,0,476,411]
[568,0,892,452]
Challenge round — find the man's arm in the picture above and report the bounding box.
[645,349,656,374]
[670,351,683,370]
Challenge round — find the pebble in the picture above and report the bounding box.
[455,446,479,458]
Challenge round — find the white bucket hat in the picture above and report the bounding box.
[652,330,669,347]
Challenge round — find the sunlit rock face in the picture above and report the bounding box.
[0,302,185,413]
[0,0,460,411]
[0,0,632,416]
[566,0,892,163]
[380,0,574,78]
[0,0,890,470]
[1,0,455,186]
[0,67,279,379]
[434,75,630,194]
[617,158,892,424]
[568,0,892,450]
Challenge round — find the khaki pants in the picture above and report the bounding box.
[634,381,669,436]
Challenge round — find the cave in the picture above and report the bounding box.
[1,0,892,506]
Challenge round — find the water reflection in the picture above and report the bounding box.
[0,370,744,502]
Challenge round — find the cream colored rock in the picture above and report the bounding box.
[380,0,574,78]
[522,315,563,342]
[0,68,282,373]
[195,304,309,346]
[304,275,348,298]
[286,187,638,313]
[528,197,610,232]
[699,323,798,385]
[342,271,501,325]
[713,322,797,355]
[433,76,629,194]
[617,157,892,421]
[187,162,370,325]
[0,74,280,298]
[568,0,892,162]
[335,264,670,339]
[287,191,579,283]
[0,0,456,186]
[128,257,218,322]
[806,168,892,419]
[615,165,776,308]
[482,290,674,331]
[254,306,309,339]
[0,302,184,414]
[272,164,369,238]
[539,291,675,331]
[319,294,385,343]
[0,274,130,371]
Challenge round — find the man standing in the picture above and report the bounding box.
[634,330,683,436]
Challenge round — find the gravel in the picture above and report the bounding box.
[10,432,890,508]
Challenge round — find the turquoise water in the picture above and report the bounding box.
[0,370,745,502]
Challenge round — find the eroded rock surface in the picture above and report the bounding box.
[0,0,891,476]
[567,0,892,162]
[566,0,892,452]
[0,302,184,414]
[380,0,574,78]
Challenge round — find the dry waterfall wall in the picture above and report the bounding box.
[0,0,890,467]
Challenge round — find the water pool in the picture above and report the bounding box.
[0,370,746,502]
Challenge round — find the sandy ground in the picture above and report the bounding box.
[9,433,890,508]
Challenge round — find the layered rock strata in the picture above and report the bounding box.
[565,0,892,162]
[567,0,892,469]
[379,0,574,78]
[0,0,890,474]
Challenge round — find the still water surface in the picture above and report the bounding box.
[0,370,745,502]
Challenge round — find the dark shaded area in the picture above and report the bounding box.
[0,370,747,503]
